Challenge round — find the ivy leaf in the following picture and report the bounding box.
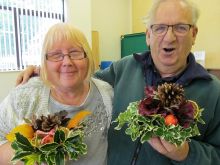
[16,142,35,152]
[40,142,59,152]
[22,154,40,165]
[55,150,65,165]
[114,101,205,147]
[65,135,80,144]
[11,141,19,150]
[78,143,87,154]
[46,152,56,165]
[11,151,33,161]
[64,141,77,153]
[14,133,33,147]
[54,130,65,143]
[39,154,46,164]
[140,132,152,143]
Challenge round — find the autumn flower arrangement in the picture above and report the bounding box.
[6,110,91,165]
[115,83,205,146]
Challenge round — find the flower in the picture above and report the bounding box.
[6,110,91,165]
[114,83,205,146]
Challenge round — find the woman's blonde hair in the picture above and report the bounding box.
[40,23,95,86]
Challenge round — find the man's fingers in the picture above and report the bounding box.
[15,65,36,86]
[15,71,25,86]
[148,137,167,154]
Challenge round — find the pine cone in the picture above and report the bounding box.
[157,83,185,108]
[31,110,69,132]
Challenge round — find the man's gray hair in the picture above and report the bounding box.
[143,0,200,28]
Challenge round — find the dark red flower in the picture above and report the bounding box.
[138,97,161,116]
[145,86,156,98]
[175,101,195,128]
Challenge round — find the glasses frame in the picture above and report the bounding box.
[46,51,86,62]
[150,24,193,36]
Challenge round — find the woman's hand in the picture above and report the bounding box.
[16,65,39,86]
[148,137,189,161]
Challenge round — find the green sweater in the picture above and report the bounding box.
[95,53,220,165]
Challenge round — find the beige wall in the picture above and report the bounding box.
[132,0,220,69]
[132,0,152,33]
[92,0,132,61]
[65,0,92,45]
[0,71,20,101]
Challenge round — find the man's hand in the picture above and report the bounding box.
[148,137,189,161]
[15,65,39,86]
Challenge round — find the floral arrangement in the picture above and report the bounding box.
[114,83,205,146]
[6,110,91,165]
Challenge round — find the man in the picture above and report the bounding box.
[16,0,220,164]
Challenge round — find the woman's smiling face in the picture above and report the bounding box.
[46,39,88,90]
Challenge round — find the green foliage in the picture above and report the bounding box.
[114,101,204,146]
[11,128,87,165]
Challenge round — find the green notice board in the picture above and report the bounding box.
[121,32,149,58]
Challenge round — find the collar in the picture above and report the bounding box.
[133,51,212,86]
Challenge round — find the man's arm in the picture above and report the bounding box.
[16,65,39,86]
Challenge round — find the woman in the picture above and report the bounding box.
[0,23,113,165]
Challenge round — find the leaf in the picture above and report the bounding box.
[16,142,35,152]
[114,102,140,130]
[68,151,78,160]
[155,127,164,137]
[6,124,34,142]
[55,150,65,165]
[11,141,19,150]
[67,110,91,129]
[114,100,205,147]
[14,133,33,147]
[140,132,152,143]
[11,151,33,161]
[64,142,77,153]
[39,154,46,164]
[54,130,66,143]
[46,152,56,165]
[79,143,87,154]
[65,135,80,144]
[22,154,40,165]
[40,142,59,152]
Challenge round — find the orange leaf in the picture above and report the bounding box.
[67,110,91,129]
[188,100,199,119]
[6,124,34,142]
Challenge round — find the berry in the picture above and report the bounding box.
[165,114,178,126]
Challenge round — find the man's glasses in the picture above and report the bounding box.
[150,24,193,36]
[46,51,86,62]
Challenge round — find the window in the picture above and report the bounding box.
[0,0,64,71]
